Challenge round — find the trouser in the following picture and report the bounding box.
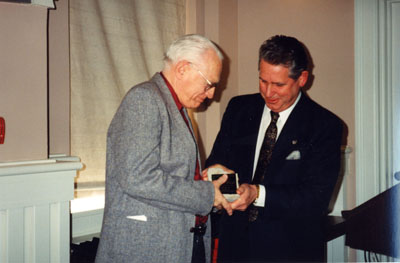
[191,224,206,263]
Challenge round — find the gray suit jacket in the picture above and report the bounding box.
[95,73,215,263]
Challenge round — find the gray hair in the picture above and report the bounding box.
[259,35,309,80]
[163,34,223,69]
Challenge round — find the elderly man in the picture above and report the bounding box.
[95,34,231,263]
[206,35,343,262]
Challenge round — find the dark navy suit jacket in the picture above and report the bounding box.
[206,92,343,262]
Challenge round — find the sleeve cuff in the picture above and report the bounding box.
[253,184,266,207]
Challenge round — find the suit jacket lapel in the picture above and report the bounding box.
[151,74,194,140]
[151,73,200,171]
[242,95,265,183]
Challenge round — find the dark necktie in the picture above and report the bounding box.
[249,111,279,222]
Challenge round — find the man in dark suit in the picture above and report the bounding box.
[205,35,343,262]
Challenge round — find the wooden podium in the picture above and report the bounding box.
[339,184,400,258]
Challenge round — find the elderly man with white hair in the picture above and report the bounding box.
[95,34,231,263]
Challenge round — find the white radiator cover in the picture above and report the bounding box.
[0,158,82,263]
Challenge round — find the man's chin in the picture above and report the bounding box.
[185,102,201,109]
[266,103,278,111]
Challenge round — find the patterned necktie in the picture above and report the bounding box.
[249,111,279,222]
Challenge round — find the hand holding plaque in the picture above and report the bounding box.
[208,167,239,202]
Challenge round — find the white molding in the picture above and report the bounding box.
[3,0,56,8]
[0,159,82,177]
[389,1,400,180]
[31,0,55,8]
[355,0,400,200]
[0,158,81,263]
[354,0,400,199]
[355,0,399,261]
[385,0,400,187]
[0,210,7,262]
[327,146,352,262]
[0,159,56,167]
[330,146,353,216]
[355,0,380,206]
[71,209,104,244]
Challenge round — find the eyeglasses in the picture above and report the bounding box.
[190,63,218,92]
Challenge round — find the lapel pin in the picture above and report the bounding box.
[292,140,297,145]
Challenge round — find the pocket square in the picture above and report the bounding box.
[286,150,301,160]
[127,215,147,222]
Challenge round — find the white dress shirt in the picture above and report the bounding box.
[253,93,301,207]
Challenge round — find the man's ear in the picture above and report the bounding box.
[298,70,309,87]
[175,60,191,80]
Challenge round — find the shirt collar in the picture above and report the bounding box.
[160,72,183,111]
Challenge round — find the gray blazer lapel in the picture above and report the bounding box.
[151,74,193,139]
[151,73,201,171]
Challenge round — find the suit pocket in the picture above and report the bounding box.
[270,160,302,184]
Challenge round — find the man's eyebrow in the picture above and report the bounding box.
[259,77,286,85]
[271,81,286,85]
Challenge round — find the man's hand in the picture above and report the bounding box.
[212,174,233,215]
[201,169,209,181]
[231,183,258,211]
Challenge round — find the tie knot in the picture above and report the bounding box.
[270,111,279,122]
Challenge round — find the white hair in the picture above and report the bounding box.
[163,34,223,69]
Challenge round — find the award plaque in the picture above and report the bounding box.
[208,167,239,202]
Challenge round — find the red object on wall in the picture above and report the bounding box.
[0,117,5,144]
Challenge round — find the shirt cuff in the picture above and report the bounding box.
[253,184,266,207]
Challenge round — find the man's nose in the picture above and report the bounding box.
[265,84,274,97]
